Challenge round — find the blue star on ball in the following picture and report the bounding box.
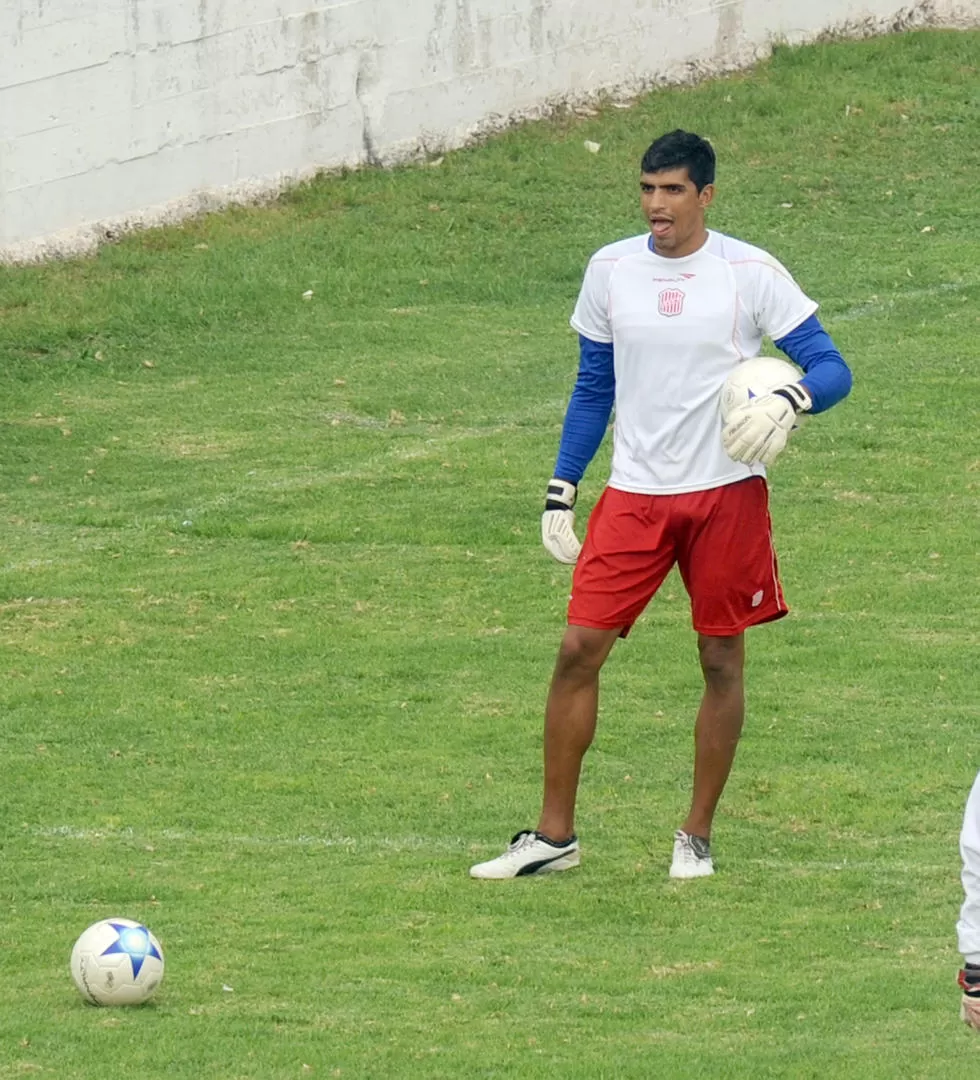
[100,923,162,977]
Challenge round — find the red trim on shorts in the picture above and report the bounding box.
[568,478,788,638]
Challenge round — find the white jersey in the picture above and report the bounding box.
[959,770,980,964]
[570,230,818,494]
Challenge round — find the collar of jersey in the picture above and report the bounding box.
[645,230,713,263]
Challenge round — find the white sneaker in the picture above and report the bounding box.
[469,830,580,879]
[669,829,714,879]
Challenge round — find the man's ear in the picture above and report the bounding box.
[699,183,715,209]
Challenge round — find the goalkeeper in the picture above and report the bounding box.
[958,770,980,1030]
[471,130,851,881]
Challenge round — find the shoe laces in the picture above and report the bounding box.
[675,830,710,860]
[688,834,711,860]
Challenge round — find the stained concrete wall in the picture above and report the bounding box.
[2,0,977,260]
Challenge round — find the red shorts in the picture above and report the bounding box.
[568,478,788,637]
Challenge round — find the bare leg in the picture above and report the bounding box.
[681,633,745,841]
[536,625,621,841]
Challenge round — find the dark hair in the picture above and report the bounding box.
[640,130,716,191]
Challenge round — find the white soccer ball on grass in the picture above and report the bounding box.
[720,356,806,428]
[70,917,165,1006]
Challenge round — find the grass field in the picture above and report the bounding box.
[1,26,979,1079]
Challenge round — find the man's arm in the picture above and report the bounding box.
[774,314,852,413]
[553,336,615,482]
[542,335,615,564]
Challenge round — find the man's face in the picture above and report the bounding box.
[640,167,714,257]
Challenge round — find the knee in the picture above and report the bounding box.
[554,627,612,680]
[697,635,744,688]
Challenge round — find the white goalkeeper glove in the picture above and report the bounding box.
[541,478,581,564]
[723,382,812,467]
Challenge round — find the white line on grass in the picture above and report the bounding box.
[29,824,472,852]
[28,826,951,871]
[832,281,968,322]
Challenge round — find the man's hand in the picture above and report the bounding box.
[959,964,980,1030]
[723,382,812,467]
[541,478,581,564]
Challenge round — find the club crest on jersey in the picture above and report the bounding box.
[658,288,686,317]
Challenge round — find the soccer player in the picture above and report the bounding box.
[958,770,980,1029]
[471,130,852,881]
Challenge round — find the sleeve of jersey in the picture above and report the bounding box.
[552,335,615,484]
[773,314,853,415]
[569,257,613,342]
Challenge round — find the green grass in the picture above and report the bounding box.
[2,27,979,1078]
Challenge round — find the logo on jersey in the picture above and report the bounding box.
[658,288,686,317]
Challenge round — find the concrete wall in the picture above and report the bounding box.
[2,0,978,261]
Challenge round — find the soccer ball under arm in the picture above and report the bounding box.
[721,356,810,465]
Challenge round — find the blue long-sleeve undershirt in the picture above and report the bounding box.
[774,314,852,413]
[553,336,615,484]
[552,315,852,484]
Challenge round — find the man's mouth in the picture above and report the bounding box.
[651,218,673,237]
